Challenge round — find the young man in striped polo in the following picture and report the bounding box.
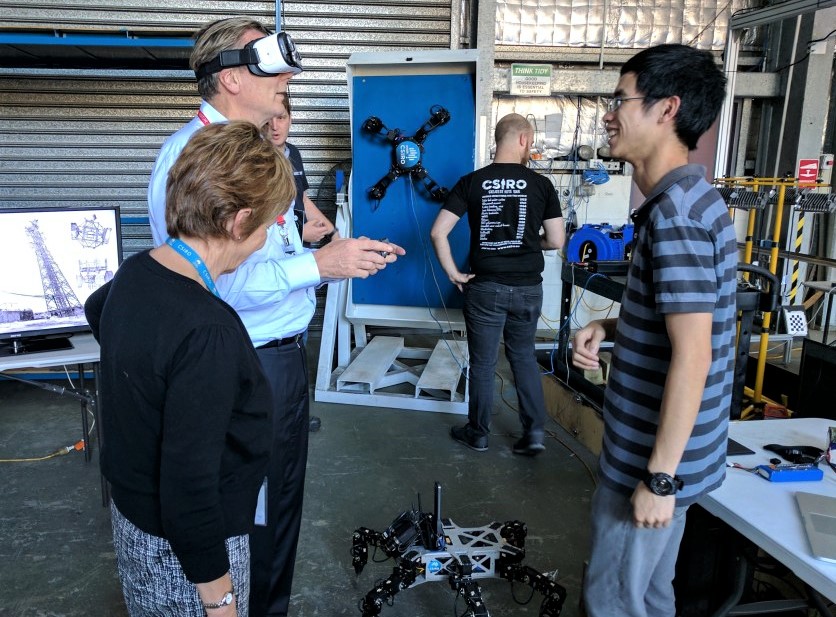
[572,44,737,616]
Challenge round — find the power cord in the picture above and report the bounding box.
[495,370,598,487]
[0,370,95,463]
[0,440,85,463]
[772,29,836,74]
[0,371,95,406]
[407,179,469,375]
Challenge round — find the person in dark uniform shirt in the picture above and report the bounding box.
[430,113,565,456]
[264,93,336,245]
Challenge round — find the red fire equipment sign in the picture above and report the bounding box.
[797,158,819,185]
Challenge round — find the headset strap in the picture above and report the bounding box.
[195,47,260,80]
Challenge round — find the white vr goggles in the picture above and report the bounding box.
[196,32,303,79]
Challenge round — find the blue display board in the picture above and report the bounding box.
[350,72,475,309]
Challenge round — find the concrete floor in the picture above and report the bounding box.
[0,338,597,617]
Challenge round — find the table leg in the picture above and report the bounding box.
[93,362,110,507]
[823,292,834,344]
[78,362,91,462]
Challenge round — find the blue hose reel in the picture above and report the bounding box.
[566,223,634,263]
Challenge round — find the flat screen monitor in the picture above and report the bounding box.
[796,337,836,420]
[0,206,122,356]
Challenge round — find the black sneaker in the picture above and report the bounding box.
[513,434,545,456]
[450,424,488,452]
[309,416,321,432]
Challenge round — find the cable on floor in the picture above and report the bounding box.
[495,370,598,487]
[0,371,95,462]
[0,440,85,463]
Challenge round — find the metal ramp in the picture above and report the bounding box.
[315,252,469,413]
[336,336,406,394]
[415,339,467,401]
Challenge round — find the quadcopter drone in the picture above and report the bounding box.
[362,105,452,203]
[351,482,567,617]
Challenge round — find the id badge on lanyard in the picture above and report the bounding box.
[277,215,295,255]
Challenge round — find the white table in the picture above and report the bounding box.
[700,417,836,604]
[0,333,101,462]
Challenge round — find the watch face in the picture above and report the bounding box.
[650,476,673,495]
[645,472,680,496]
[205,591,234,609]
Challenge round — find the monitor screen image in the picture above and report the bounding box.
[0,206,122,355]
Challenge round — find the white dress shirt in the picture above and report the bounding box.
[147,101,319,346]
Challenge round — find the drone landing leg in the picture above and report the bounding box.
[455,578,490,617]
[499,563,567,617]
[352,527,387,575]
[448,555,490,616]
[360,561,419,617]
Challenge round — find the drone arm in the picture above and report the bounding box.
[413,106,451,144]
[369,169,401,201]
[353,506,427,575]
[497,562,567,617]
[362,116,401,143]
[360,562,419,617]
[447,556,490,616]
[500,520,528,549]
[410,166,448,202]
[455,579,490,617]
[352,527,387,575]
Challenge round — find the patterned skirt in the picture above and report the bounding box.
[110,501,250,616]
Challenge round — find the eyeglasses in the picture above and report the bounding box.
[606,96,646,112]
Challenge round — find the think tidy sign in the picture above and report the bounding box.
[510,63,552,96]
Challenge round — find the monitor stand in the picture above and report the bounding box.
[0,335,74,357]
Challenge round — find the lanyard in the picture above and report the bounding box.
[197,110,211,126]
[276,215,295,254]
[165,237,220,297]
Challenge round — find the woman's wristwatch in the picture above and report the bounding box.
[203,590,234,610]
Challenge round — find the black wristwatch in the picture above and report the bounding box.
[203,590,234,610]
[643,471,684,496]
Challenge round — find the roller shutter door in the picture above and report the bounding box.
[0,0,453,330]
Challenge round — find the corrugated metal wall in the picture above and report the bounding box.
[495,0,756,50]
[0,70,206,253]
[0,0,452,328]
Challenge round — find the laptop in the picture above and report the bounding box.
[795,491,836,563]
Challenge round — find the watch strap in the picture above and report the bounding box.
[203,590,234,609]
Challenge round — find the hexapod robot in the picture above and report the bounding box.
[350,482,567,616]
[361,105,452,203]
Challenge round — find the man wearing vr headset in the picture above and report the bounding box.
[147,17,404,617]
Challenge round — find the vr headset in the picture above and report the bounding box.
[195,31,303,80]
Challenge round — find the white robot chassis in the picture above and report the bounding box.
[351,483,567,616]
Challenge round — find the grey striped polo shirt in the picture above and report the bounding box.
[599,165,738,506]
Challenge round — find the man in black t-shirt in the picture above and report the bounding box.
[430,113,565,455]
